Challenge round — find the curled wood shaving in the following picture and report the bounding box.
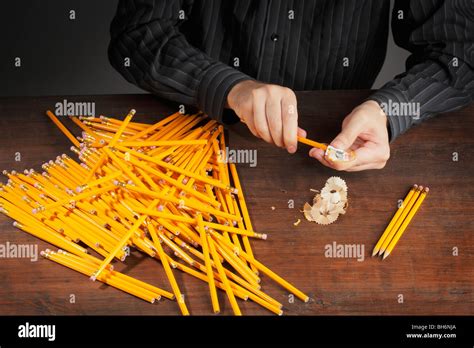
[303,176,348,225]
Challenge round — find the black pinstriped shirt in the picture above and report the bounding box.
[108,0,474,141]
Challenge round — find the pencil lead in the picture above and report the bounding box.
[382,252,390,260]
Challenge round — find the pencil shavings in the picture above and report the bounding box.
[303,176,348,225]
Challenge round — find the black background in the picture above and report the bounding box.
[0,0,144,96]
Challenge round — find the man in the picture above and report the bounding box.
[108,0,474,171]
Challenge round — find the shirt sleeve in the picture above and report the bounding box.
[108,0,251,122]
[368,0,474,141]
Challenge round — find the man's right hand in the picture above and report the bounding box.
[226,80,306,153]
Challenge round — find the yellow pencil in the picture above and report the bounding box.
[148,222,189,315]
[207,233,242,315]
[120,140,207,147]
[169,258,250,301]
[127,112,180,141]
[197,214,220,314]
[91,199,158,280]
[229,163,258,274]
[43,250,158,303]
[378,186,423,255]
[211,230,310,302]
[76,171,122,192]
[383,187,429,259]
[372,185,418,256]
[108,109,136,147]
[213,240,260,287]
[114,145,237,193]
[1,109,310,315]
[36,184,116,213]
[46,110,81,147]
[297,136,327,151]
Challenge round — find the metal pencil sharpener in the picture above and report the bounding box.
[325,145,356,162]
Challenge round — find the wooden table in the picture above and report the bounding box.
[0,91,472,315]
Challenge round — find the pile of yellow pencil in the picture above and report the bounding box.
[372,184,429,259]
[0,109,310,315]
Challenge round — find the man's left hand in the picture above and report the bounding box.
[309,100,390,171]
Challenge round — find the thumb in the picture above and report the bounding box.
[330,118,365,150]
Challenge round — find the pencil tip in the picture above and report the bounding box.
[372,249,379,257]
[382,252,389,260]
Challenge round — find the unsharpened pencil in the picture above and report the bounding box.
[0,108,310,315]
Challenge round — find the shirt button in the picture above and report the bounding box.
[270,33,279,42]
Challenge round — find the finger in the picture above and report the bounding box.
[281,95,298,153]
[323,145,371,170]
[309,148,338,169]
[245,114,260,138]
[345,161,387,172]
[252,95,272,143]
[351,142,390,166]
[325,142,389,171]
[324,157,357,171]
[237,112,260,138]
[297,127,307,138]
[330,116,367,151]
[266,97,283,147]
[309,147,324,159]
[349,137,365,150]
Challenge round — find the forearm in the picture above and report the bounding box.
[108,0,250,122]
[369,60,474,141]
[368,0,474,141]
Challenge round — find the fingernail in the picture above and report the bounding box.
[309,149,316,157]
[288,145,296,154]
[331,141,344,150]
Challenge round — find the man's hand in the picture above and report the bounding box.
[227,80,306,153]
[309,100,390,171]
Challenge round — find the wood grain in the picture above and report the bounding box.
[0,91,472,315]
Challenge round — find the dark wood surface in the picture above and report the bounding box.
[0,91,472,315]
